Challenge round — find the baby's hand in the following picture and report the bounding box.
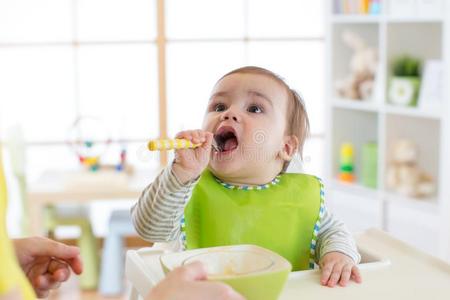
[172,130,214,184]
[319,252,362,287]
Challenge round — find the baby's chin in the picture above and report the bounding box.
[208,146,277,181]
[208,158,249,179]
[208,160,240,177]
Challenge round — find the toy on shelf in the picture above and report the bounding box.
[67,116,129,173]
[335,30,378,101]
[339,143,355,183]
[361,142,378,188]
[388,55,422,107]
[334,0,381,15]
[386,139,435,198]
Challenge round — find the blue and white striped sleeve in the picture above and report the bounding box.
[131,163,198,243]
[314,183,361,264]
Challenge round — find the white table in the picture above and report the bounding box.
[27,167,162,235]
[125,229,450,300]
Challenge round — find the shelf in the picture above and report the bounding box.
[384,104,442,120]
[386,17,444,24]
[384,191,439,214]
[332,100,443,119]
[328,3,450,261]
[331,15,443,24]
[331,15,381,24]
[332,98,380,112]
[329,181,439,214]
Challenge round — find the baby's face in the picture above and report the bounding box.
[203,72,290,181]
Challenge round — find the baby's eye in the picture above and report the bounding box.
[247,105,263,113]
[214,103,227,112]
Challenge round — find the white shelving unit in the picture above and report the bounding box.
[324,0,450,262]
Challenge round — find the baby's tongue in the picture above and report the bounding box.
[223,138,238,151]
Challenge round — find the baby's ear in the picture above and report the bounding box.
[279,135,299,161]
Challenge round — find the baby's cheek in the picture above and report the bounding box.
[201,115,215,131]
[201,122,212,132]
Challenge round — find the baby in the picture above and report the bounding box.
[132,66,362,287]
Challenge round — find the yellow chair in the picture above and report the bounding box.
[5,126,99,290]
[0,147,35,299]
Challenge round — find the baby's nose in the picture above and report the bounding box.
[220,109,240,122]
[224,115,238,122]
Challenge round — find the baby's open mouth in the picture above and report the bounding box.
[214,126,239,153]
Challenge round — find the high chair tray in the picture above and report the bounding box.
[125,229,450,299]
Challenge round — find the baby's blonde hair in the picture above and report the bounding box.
[218,66,310,172]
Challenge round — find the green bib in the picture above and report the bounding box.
[183,170,323,271]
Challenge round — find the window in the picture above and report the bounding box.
[0,0,325,178]
[0,0,159,180]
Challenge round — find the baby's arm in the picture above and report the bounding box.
[132,130,214,243]
[131,164,198,242]
[315,207,362,287]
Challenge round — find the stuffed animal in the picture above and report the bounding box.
[386,139,435,198]
[335,30,378,100]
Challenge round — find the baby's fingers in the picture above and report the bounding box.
[175,130,207,145]
[201,132,213,150]
[338,264,353,287]
[351,265,362,283]
[320,262,334,286]
[327,263,344,287]
[191,130,205,144]
[175,131,192,143]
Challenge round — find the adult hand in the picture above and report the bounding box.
[13,237,83,298]
[146,261,245,300]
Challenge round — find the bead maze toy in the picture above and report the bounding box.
[67,117,127,172]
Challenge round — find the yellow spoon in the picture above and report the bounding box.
[147,138,221,152]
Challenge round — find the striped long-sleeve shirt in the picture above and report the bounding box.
[131,164,361,264]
